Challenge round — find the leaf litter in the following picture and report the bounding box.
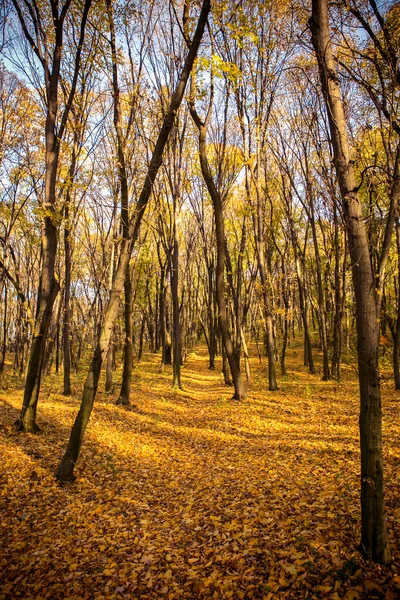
[0,345,399,599]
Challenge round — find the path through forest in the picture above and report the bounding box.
[0,344,399,599]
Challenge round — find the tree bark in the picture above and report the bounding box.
[310,0,391,564]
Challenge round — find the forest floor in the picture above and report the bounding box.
[0,342,399,600]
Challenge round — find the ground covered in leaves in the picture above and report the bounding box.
[0,344,400,600]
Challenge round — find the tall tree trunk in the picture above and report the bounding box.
[105,0,133,406]
[292,235,315,374]
[55,0,211,483]
[392,216,400,389]
[0,281,7,388]
[307,181,330,380]
[254,182,278,391]
[280,255,289,376]
[14,0,92,432]
[63,160,74,395]
[331,203,344,380]
[207,264,216,369]
[310,0,391,564]
[192,120,246,400]
[171,205,181,389]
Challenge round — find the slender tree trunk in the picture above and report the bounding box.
[221,342,232,386]
[207,264,216,369]
[280,256,289,376]
[105,0,134,405]
[105,338,114,393]
[308,191,330,380]
[159,269,167,371]
[55,0,211,482]
[254,185,278,391]
[171,208,181,389]
[55,318,60,375]
[0,281,7,388]
[63,190,72,395]
[296,257,315,373]
[137,314,146,362]
[118,272,133,403]
[193,122,246,399]
[331,203,344,380]
[310,0,391,564]
[393,217,400,389]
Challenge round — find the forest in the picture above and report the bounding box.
[0,0,399,598]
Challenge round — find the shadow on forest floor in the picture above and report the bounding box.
[0,344,399,599]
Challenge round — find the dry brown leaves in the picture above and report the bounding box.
[0,345,399,599]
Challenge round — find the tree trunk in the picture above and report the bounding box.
[63,196,72,395]
[0,281,7,388]
[171,214,181,389]
[308,187,330,380]
[105,0,134,406]
[280,256,289,376]
[194,122,246,400]
[14,0,92,432]
[295,256,315,374]
[393,216,400,389]
[331,204,344,380]
[137,313,146,362]
[310,0,391,564]
[255,186,278,391]
[207,264,216,369]
[105,339,114,393]
[117,272,133,403]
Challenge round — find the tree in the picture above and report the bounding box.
[310,0,391,564]
[12,0,93,432]
[189,54,247,401]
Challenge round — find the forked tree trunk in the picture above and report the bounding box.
[13,0,92,432]
[310,0,390,564]
[55,0,211,483]
[193,121,246,400]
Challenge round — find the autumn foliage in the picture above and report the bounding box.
[1,345,399,599]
